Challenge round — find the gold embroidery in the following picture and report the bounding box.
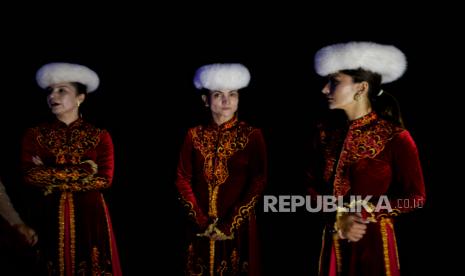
[179,197,197,223]
[231,248,239,275]
[376,208,401,220]
[391,220,400,269]
[209,240,215,276]
[92,246,102,275]
[186,243,204,276]
[191,120,254,219]
[217,260,227,276]
[27,120,110,194]
[318,227,326,275]
[332,233,342,273]
[58,192,66,276]
[69,194,76,274]
[36,120,101,165]
[57,192,76,275]
[380,218,391,276]
[230,196,258,232]
[209,186,220,218]
[322,113,403,196]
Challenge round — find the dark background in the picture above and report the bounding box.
[0,6,454,275]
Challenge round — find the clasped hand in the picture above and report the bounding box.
[196,218,234,241]
[336,212,369,242]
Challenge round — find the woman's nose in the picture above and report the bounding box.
[321,83,330,94]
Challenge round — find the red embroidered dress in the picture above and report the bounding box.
[21,118,122,276]
[176,116,267,275]
[308,112,426,276]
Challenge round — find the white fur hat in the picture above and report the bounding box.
[314,42,407,83]
[36,62,100,93]
[193,63,250,91]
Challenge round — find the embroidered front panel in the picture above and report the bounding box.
[36,122,101,165]
[26,121,108,194]
[323,113,403,196]
[191,122,254,217]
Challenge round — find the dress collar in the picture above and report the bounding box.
[209,115,239,131]
[51,118,84,129]
[349,111,377,129]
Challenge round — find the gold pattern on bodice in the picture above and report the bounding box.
[322,113,403,196]
[36,120,101,165]
[191,118,254,217]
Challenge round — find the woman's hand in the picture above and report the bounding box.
[13,223,38,246]
[337,213,368,242]
[32,156,43,166]
[197,218,233,241]
[81,160,98,174]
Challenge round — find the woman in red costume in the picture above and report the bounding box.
[308,42,426,276]
[176,63,267,275]
[21,62,122,275]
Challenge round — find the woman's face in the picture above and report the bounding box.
[321,72,359,110]
[207,90,239,120]
[46,82,84,116]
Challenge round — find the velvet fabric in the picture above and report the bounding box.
[21,118,122,276]
[307,112,425,276]
[176,116,267,275]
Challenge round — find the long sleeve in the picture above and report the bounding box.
[218,129,267,235]
[21,128,95,188]
[80,130,114,190]
[304,125,332,198]
[21,123,114,194]
[175,130,209,228]
[387,130,426,213]
[356,130,426,219]
[0,180,23,226]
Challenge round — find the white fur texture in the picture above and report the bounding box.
[314,42,407,83]
[194,63,250,91]
[36,62,100,92]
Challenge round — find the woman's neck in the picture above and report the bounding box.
[212,114,235,126]
[346,101,372,121]
[56,113,80,125]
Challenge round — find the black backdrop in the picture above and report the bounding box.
[0,9,451,275]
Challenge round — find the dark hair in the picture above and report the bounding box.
[45,82,88,95]
[70,82,88,95]
[340,68,404,127]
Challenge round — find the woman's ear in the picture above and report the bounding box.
[358,81,369,94]
[201,94,209,107]
[78,93,86,104]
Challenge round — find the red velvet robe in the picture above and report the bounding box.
[21,118,122,276]
[307,112,426,276]
[176,116,267,275]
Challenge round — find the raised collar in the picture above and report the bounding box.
[349,111,377,129]
[51,118,84,129]
[209,115,239,131]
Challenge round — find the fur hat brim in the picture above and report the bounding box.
[36,62,100,93]
[194,63,250,91]
[314,42,407,83]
